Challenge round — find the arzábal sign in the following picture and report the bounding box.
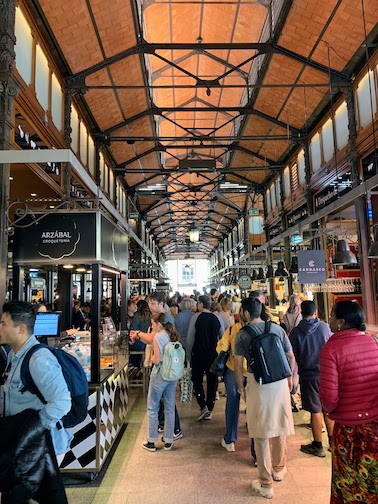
[297,250,327,284]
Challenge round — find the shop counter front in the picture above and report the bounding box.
[58,334,129,473]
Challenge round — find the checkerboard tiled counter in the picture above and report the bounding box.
[58,364,129,472]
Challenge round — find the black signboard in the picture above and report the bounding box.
[362,149,378,181]
[101,215,128,271]
[314,171,353,212]
[14,213,97,263]
[268,222,284,240]
[287,204,308,227]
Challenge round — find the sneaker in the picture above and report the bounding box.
[252,480,273,499]
[272,466,287,482]
[215,391,220,400]
[300,442,326,458]
[158,426,164,433]
[164,442,173,451]
[142,441,156,452]
[173,430,183,440]
[204,411,212,420]
[197,406,210,421]
[221,438,235,452]
[162,430,183,443]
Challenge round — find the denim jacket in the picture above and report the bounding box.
[0,335,72,455]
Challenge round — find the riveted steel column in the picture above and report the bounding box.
[0,0,17,305]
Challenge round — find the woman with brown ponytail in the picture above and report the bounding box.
[131,312,180,452]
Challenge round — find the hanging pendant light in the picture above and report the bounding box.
[289,256,298,274]
[266,265,274,278]
[251,269,258,281]
[257,267,265,280]
[368,227,378,258]
[189,228,200,243]
[333,239,357,265]
[274,261,289,277]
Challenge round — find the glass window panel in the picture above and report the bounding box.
[15,8,33,86]
[51,73,62,131]
[321,118,334,163]
[100,153,105,190]
[283,167,290,198]
[297,149,306,185]
[35,45,49,111]
[310,133,321,173]
[334,101,349,150]
[109,169,114,201]
[266,189,271,213]
[270,183,276,209]
[88,136,95,176]
[80,122,88,166]
[71,106,79,154]
[275,178,281,206]
[357,70,377,128]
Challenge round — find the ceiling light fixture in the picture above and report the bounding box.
[189,228,199,243]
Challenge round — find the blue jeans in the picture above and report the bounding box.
[223,367,241,444]
[147,368,177,444]
[158,400,181,433]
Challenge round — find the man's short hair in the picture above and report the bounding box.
[2,300,36,336]
[241,297,262,318]
[210,288,217,297]
[180,297,196,311]
[301,300,317,317]
[198,295,211,310]
[149,292,165,304]
[249,290,263,299]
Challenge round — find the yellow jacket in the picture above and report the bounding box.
[216,322,247,376]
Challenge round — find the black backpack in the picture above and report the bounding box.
[243,321,292,385]
[21,344,89,428]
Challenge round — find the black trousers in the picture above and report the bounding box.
[191,357,218,412]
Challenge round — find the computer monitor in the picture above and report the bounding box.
[33,312,62,338]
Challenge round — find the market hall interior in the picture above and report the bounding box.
[0,0,378,502]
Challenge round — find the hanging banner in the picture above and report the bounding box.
[297,250,327,284]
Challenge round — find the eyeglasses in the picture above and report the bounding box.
[0,361,11,386]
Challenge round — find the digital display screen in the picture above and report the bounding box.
[33,312,61,337]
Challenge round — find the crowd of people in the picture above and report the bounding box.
[0,291,377,503]
[127,290,378,503]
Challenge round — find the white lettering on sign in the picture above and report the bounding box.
[41,231,72,244]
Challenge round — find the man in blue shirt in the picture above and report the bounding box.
[0,301,72,503]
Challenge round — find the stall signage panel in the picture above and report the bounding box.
[101,216,128,271]
[14,213,96,263]
[362,150,378,181]
[268,222,283,240]
[30,278,46,290]
[314,171,352,211]
[238,274,252,290]
[287,204,308,227]
[298,250,326,284]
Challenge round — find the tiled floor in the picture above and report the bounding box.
[65,386,332,503]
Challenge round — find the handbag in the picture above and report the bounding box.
[143,344,154,368]
[179,366,193,403]
[209,349,230,377]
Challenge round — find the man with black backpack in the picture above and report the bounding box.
[0,301,72,504]
[234,297,295,500]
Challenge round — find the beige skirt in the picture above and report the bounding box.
[245,372,295,439]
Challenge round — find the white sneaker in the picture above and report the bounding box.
[197,406,210,421]
[272,466,287,482]
[215,391,220,400]
[252,480,273,499]
[221,438,235,452]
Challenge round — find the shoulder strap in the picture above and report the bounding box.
[20,343,48,404]
[265,320,272,332]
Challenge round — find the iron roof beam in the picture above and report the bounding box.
[67,42,350,85]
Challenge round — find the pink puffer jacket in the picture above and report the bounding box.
[320,328,378,425]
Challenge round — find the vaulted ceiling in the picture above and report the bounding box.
[31,0,378,259]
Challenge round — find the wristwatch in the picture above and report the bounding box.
[136,330,141,340]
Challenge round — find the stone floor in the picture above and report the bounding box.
[65,385,332,503]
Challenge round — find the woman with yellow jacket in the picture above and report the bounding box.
[216,320,247,452]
